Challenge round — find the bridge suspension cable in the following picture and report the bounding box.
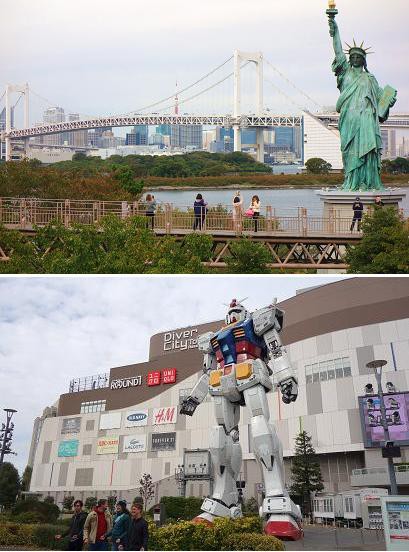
[151,61,250,114]
[127,55,233,115]
[264,58,322,110]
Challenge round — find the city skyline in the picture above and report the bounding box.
[1,0,408,125]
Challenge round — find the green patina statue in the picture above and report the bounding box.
[327,6,397,191]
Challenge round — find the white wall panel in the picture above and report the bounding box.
[331,411,350,445]
[321,380,338,413]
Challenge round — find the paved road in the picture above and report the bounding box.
[285,526,386,551]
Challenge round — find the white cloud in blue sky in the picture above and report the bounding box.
[0,275,348,472]
[1,0,408,123]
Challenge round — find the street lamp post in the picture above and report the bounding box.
[366,360,398,495]
[0,408,17,467]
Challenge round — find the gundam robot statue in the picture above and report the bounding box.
[180,299,302,540]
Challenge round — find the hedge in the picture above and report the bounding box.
[149,516,284,551]
[0,522,68,549]
[159,496,203,521]
[0,517,284,551]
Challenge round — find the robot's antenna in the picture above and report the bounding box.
[238,297,248,304]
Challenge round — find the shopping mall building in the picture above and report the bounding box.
[28,278,409,507]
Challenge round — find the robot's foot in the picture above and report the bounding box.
[264,514,303,541]
[191,512,215,527]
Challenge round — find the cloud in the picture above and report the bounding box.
[0,275,347,473]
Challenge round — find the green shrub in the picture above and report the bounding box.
[222,532,284,551]
[12,511,47,524]
[32,523,68,550]
[12,499,60,523]
[160,496,203,521]
[148,516,281,551]
[0,522,68,549]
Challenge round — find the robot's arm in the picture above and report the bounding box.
[179,332,215,416]
[253,300,298,404]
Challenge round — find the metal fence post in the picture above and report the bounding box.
[302,207,308,237]
[64,199,70,227]
[266,206,272,232]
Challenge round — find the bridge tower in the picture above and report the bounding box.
[233,50,264,163]
[4,83,29,161]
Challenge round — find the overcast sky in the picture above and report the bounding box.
[1,0,408,123]
[0,275,349,473]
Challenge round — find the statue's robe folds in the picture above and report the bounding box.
[332,52,387,191]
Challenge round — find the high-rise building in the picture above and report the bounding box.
[156,124,171,136]
[381,129,397,159]
[171,125,203,150]
[274,127,294,150]
[67,114,88,148]
[126,125,149,146]
[40,107,65,146]
[88,128,112,148]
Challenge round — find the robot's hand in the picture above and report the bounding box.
[180,397,199,416]
[279,378,298,404]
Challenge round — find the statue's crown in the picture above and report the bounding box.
[344,39,373,58]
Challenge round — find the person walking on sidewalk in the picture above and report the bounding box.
[83,499,113,551]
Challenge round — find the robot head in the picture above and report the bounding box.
[225,299,249,325]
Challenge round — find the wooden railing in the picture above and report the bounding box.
[0,197,359,237]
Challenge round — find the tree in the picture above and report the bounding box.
[107,495,117,513]
[43,495,55,504]
[290,431,324,519]
[346,207,409,273]
[139,473,155,511]
[85,496,97,511]
[21,465,32,492]
[226,238,272,273]
[63,495,75,511]
[305,157,332,174]
[0,462,21,509]
[72,152,88,161]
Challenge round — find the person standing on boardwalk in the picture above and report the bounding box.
[193,193,207,231]
[232,191,243,232]
[350,196,364,232]
[249,195,261,232]
[144,194,157,230]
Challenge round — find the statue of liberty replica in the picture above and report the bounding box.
[327,1,397,191]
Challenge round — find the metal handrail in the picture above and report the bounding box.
[0,196,361,236]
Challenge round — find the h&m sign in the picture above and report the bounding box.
[153,406,177,425]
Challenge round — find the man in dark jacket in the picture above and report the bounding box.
[123,503,148,551]
[350,197,364,232]
[55,499,88,550]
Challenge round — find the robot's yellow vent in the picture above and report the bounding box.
[209,370,223,387]
[236,362,253,380]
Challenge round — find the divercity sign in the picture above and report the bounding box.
[163,328,198,352]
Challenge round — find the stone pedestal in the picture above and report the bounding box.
[316,189,407,219]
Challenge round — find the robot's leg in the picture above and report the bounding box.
[244,385,302,541]
[194,396,242,525]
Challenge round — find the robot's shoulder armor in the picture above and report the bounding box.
[252,305,284,336]
[197,331,215,353]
